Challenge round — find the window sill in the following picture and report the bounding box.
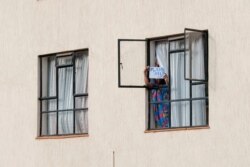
[36,134,89,140]
[145,126,210,133]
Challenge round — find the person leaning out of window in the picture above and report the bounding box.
[144,65,170,128]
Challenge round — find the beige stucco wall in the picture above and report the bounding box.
[0,0,250,166]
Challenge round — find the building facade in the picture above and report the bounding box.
[0,0,250,167]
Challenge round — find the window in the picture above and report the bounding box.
[118,28,208,130]
[39,49,89,136]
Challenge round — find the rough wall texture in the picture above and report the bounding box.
[0,0,250,167]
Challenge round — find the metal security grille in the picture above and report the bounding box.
[39,49,88,136]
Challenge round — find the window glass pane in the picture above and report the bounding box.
[185,50,191,79]
[192,100,207,126]
[41,112,57,135]
[75,51,88,94]
[57,56,73,66]
[192,84,206,98]
[42,56,56,97]
[169,49,191,128]
[170,52,190,100]
[120,41,146,86]
[58,111,73,134]
[75,97,88,109]
[58,67,73,110]
[185,31,206,80]
[192,84,207,126]
[171,101,190,127]
[75,110,88,134]
[170,40,184,51]
[42,99,57,112]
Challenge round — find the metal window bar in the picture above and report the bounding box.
[190,79,193,127]
[40,132,88,137]
[168,41,171,128]
[39,96,57,100]
[169,49,186,54]
[42,108,88,113]
[191,81,208,85]
[149,125,209,131]
[149,97,208,104]
[74,93,88,97]
[73,54,76,133]
[147,40,151,130]
[56,64,73,68]
[39,58,43,136]
[56,62,59,135]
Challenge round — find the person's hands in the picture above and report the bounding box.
[144,66,149,75]
[163,74,169,84]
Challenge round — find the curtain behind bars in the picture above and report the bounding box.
[58,57,74,134]
[154,36,206,128]
[42,52,88,135]
[42,56,57,135]
[75,52,88,133]
[190,34,206,126]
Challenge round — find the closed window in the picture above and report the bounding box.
[118,28,208,130]
[39,49,89,136]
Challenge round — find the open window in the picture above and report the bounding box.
[118,39,147,88]
[118,28,209,130]
[184,28,208,81]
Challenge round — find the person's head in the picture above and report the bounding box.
[155,59,160,67]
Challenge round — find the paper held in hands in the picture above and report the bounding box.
[149,67,165,79]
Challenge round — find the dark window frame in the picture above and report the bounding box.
[38,48,89,137]
[147,33,209,130]
[117,29,209,131]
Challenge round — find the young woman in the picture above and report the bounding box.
[144,65,170,128]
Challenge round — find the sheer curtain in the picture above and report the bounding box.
[58,57,74,134]
[170,42,190,127]
[42,56,57,135]
[75,52,88,133]
[156,42,169,74]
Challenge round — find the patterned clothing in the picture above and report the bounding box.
[151,84,170,128]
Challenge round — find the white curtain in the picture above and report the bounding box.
[75,52,88,94]
[58,58,74,134]
[42,56,57,135]
[189,33,206,126]
[156,42,169,74]
[170,51,190,127]
[75,52,88,133]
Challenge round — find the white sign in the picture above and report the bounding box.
[149,67,165,79]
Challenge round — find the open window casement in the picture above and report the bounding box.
[118,39,147,88]
[117,28,209,87]
[184,28,208,81]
